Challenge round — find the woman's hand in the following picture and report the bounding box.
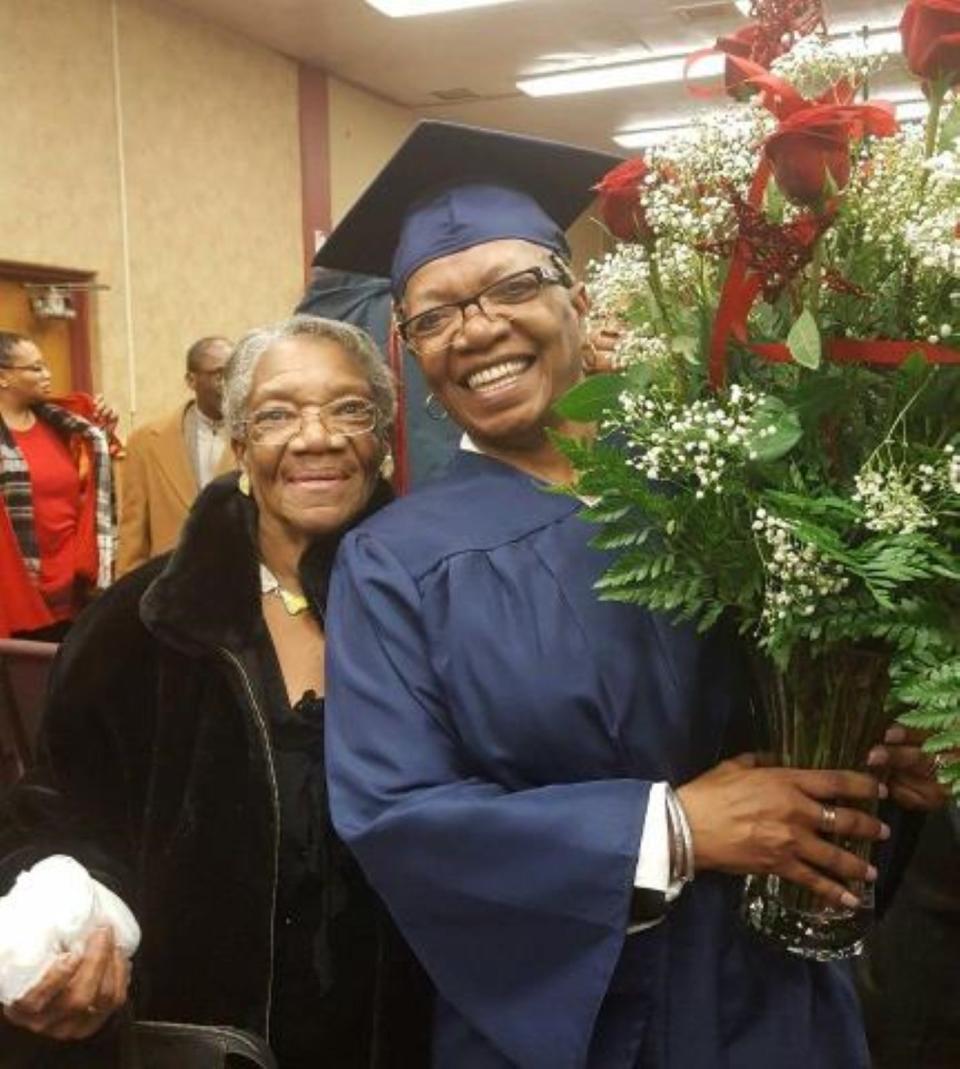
[3,927,130,1041]
[677,754,889,908]
[582,323,622,374]
[91,395,119,435]
[867,725,951,811]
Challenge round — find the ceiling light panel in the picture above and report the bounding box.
[520,19,904,99]
[518,52,724,96]
[365,0,519,15]
[614,124,696,149]
[614,82,925,150]
[895,99,930,121]
[832,26,903,57]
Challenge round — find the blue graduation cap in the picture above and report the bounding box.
[314,121,622,297]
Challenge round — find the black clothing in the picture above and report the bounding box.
[0,473,430,1067]
[858,807,960,1069]
[268,687,385,1068]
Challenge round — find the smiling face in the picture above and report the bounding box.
[401,239,588,455]
[233,335,383,548]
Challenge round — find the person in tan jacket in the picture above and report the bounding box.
[116,336,234,576]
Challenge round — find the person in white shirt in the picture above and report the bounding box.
[116,335,234,576]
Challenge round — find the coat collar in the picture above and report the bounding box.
[140,471,393,655]
[139,473,260,654]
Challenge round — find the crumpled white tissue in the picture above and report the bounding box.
[0,855,140,1005]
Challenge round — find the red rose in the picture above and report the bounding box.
[764,102,897,208]
[593,158,652,242]
[715,24,760,99]
[901,0,960,85]
[765,124,851,207]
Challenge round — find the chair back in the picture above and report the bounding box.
[0,638,58,786]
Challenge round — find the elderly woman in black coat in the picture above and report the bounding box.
[0,315,430,1068]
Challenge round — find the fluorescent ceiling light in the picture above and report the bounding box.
[895,99,930,121]
[881,86,930,102]
[614,123,694,150]
[879,87,931,121]
[614,89,927,150]
[833,27,902,57]
[518,53,723,97]
[831,19,898,37]
[364,0,518,15]
[733,0,752,14]
[520,21,902,98]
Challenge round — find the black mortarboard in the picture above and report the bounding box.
[313,121,622,296]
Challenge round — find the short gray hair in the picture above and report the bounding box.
[223,314,395,444]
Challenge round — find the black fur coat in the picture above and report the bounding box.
[0,473,430,1065]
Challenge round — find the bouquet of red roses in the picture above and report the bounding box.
[559,0,960,958]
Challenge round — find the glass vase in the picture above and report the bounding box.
[740,641,892,961]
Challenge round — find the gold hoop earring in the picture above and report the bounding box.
[238,470,251,496]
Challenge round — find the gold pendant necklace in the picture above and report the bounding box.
[259,563,309,616]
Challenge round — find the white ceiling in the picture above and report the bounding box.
[171,0,912,151]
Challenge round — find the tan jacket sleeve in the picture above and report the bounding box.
[116,431,151,578]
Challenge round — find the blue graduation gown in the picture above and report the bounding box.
[325,451,869,1069]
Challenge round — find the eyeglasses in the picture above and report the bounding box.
[397,264,571,353]
[0,361,49,375]
[242,396,379,446]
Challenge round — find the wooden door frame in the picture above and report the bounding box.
[0,260,95,394]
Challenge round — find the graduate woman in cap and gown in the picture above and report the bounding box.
[320,121,946,1069]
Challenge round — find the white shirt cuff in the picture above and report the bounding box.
[627,782,685,933]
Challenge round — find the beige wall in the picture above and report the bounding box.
[0,0,303,427]
[327,78,413,226]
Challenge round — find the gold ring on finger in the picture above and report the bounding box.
[820,804,837,834]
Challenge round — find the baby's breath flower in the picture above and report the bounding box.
[616,384,766,494]
[607,328,672,369]
[586,244,651,323]
[946,444,960,494]
[852,464,938,534]
[769,33,888,99]
[753,511,849,632]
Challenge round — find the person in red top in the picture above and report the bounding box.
[0,332,117,640]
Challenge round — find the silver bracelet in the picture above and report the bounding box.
[665,786,696,885]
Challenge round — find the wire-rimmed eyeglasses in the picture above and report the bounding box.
[397,263,571,353]
[0,360,50,375]
[241,396,379,447]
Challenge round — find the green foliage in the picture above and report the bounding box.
[787,308,822,370]
[552,373,625,423]
[745,397,803,463]
[556,354,960,781]
[895,656,960,796]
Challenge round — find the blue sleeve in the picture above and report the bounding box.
[325,531,652,1069]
